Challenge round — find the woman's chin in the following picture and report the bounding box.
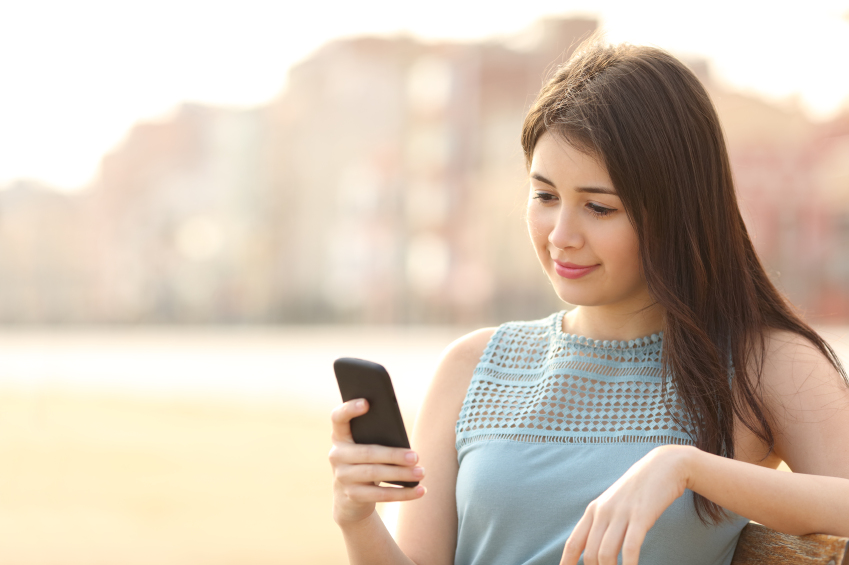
[550,287,604,307]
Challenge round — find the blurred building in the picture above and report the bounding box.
[265,18,599,324]
[87,103,276,322]
[0,16,846,324]
[0,180,95,322]
[715,91,849,322]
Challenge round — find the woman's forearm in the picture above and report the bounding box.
[684,446,849,536]
[339,511,420,565]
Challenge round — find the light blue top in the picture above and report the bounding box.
[454,311,748,565]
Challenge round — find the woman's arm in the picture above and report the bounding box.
[686,447,849,536]
[688,329,849,536]
[560,330,849,565]
[330,328,494,565]
[395,328,495,564]
[330,397,423,565]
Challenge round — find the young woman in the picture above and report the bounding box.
[328,41,849,565]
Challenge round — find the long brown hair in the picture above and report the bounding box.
[521,40,848,524]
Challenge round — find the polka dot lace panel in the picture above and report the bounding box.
[455,312,695,447]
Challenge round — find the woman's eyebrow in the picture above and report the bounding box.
[530,172,556,187]
[575,186,618,195]
[530,172,617,195]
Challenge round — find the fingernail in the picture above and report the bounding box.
[405,451,418,463]
[356,400,365,410]
[416,486,426,496]
[413,466,425,478]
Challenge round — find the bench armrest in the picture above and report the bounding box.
[731,522,849,565]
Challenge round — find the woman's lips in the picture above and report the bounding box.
[553,260,600,279]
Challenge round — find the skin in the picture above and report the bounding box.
[525,132,664,341]
[328,131,849,565]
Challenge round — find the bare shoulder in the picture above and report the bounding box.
[440,327,498,370]
[758,328,847,396]
[757,327,849,475]
[427,327,497,402]
[410,326,497,439]
[412,327,497,440]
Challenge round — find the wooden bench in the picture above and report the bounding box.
[732,523,849,564]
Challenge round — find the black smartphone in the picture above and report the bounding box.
[333,357,418,488]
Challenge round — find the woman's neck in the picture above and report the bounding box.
[562,303,665,342]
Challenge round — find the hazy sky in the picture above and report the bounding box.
[1,0,847,190]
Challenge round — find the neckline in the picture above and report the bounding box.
[554,310,663,350]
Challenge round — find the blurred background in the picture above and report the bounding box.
[0,1,848,563]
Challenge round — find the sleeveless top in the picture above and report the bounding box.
[454,311,749,565]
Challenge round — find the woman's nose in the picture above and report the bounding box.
[549,209,584,250]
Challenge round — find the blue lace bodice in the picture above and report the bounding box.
[453,311,747,565]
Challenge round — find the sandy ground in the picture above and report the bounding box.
[0,326,841,564]
[0,388,793,565]
[2,331,830,565]
[0,389,347,565]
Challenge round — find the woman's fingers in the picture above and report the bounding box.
[621,521,648,565]
[343,483,426,504]
[329,400,418,468]
[558,446,688,564]
[562,513,632,565]
[328,399,426,526]
[595,519,628,565]
[335,462,425,485]
[581,514,612,565]
[330,399,369,443]
[560,511,593,565]
[329,442,418,467]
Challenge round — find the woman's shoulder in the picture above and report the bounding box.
[754,327,849,474]
[432,327,498,393]
[410,328,498,454]
[757,328,845,389]
[755,327,849,425]
[437,311,564,376]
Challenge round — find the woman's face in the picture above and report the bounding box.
[527,131,650,311]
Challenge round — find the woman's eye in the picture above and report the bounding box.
[532,192,556,203]
[587,203,615,217]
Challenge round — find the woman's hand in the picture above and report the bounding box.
[560,445,695,565]
[329,398,427,527]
